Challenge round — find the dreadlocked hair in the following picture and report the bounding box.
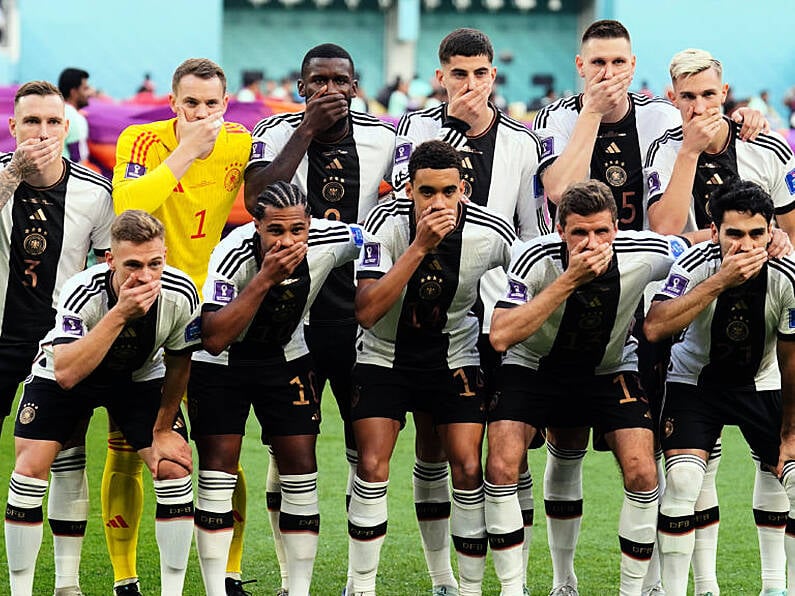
[253,181,311,220]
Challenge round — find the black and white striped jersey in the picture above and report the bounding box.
[247,111,395,325]
[0,157,114,348]
[356,198,514,370]
[533,93,681,231]
[194,218,364,367]
[392,103,549,331]
[644,118,795,231]
[498,231,687,376]
[32,263,200,384]
[654,241,795,390]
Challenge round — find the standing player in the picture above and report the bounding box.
[4,210,199,596]
[0,80,114,596]
[111,58,252,596]
[57,68,91,164]
[391,29,548,593]
[348,140,515,596]
[643,49,795,595]
[244,43,394,594]
[488,180,690,595]
[531,21,766,595]
[189,181,364,596]
[643,181,794,596]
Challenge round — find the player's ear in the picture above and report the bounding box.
[710,222,719,244]
[296,79,306,99]
[435,69,444,87]
[8,117,15,137]
[405,180,414,200]
[575,54,585,78]
[168,92,177,115]
[105,250,114,270]
[556,222,565,237]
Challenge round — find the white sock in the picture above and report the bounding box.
[266,447,288,589]
[195,470,237,596]
[344,448,358,592]
[348,475,388,594]
[642,449,665,592]
[452,484,487,596]
[752,457,788,592]
[518,468,534,588]
[658,454,705,596]
[48,446,89,590]
[781,463,795,590]
[154,476,194,595]
[6,472,48,595]
[413,459,455,589]
[544,443,585,589]
[692,442,721,595]
[280,473,320,596]
[619,487,658,596]
[485,481,524,595]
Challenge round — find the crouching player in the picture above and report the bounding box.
[189,181,365,596]
[4,210,199,596]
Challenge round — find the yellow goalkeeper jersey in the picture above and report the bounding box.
[112,118,251,293]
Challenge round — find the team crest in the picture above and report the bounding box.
[125,162,146,179]
[322,178,345,203]
[605,162,628,187]
[18,402,37,425]
[461,178,473,199]
[663,417,674,438]
[726,319,749,342]
[23,227,47,256]
[224,163,242,192]
[579,312,602,330]
[419,275,443,300]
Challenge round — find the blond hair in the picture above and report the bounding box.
[111,210,165,245]
[669,48,722,83]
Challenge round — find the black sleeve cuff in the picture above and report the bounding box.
[356,271,385,281]
[52,337,80,346]
[201,303,223,313]
[778,331,795,342]
[494,300,520,310]
[442,116,471,134]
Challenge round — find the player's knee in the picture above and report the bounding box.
[449,456,483,489]
[621,454,657,492]
[357,452,389,483]
[155,459,191,481]
[665,460,705,505]
[485,450,521,485]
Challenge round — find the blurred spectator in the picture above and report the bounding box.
[784,86,795,127]
[748,90,786,130]
[58,67,91,162]
[350,72,370,113]
[137,72,155,94]
[638,80,654,98]
[408,73,432,110]
[387,77,409,116]
[237,70,264,102]
[375,76,400,109]
[424,86,446,109]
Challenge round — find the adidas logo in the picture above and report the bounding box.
[28,208,47,221]
[706,173,724,185]
[461,157,474,170]
[106,514,129,529]
[325,158,343,170]
[605,142,621,154]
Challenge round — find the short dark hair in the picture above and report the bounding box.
[111,210,165,245]
[14,81,63,105]
[407,140,462,182]
[254,181,311,220]
[57,68,89,99]
[709,180,774,228]
[172,58,227,94]
[557,180,617,227]
[300,44,354,78]
[438,28,493,64]
[581,20,631,45]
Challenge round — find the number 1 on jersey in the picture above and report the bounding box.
[191,209,207,239]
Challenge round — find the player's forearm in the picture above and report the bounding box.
[0,166,22,213]
[244,127,314,214]
[113,163,179,214]
[643,279,725,342]
[155,353,191,432]
[647,151,699,234]
[53,309,128,390]
[355,244,426,329]
[201,280,273,355]
[490,275,577,352]
[541,112,602,204]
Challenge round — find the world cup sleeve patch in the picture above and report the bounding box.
[250,141,266,161]
[507,280,529,303]
[185,317,201,342]
[786,168,795,195]
[62,315,85,336]
[789,308,795,329]
[213,280,235,303]
[394,143,412,164]
[662,273,688,297]
[350,224,364,247]
[361,243,380,267]
[647,171,662,195]
[125,162,146,179]
[541,136,554,159]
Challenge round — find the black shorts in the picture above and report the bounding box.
[661,382,781,468]
[304,321,356,421]
[14,376,186,450]
[188,356,321,441]
[489,365,654,451]
[351,363,486,427]
[0,342,38,417]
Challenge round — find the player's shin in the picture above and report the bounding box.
[692,441,721,595]
[6,472,48,595]
[226,462,247,580]
[153,475,194,595]
[485,481,524,595]
[414,459,456,589]
[619,487,658,596]
[451,484,487,595]
[348,475,388,595]
[48,446,88,591]
[195,470,237,596]
[280,472,320,596]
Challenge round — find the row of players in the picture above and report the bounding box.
[0,18,794,596]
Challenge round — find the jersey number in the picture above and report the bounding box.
[613,373,637,404]
[323,208,340,221]
[453,368,477,397]
[290,373,317,406]
[22,259,40,288]
[191,209,207,239]
[619,192,636,226]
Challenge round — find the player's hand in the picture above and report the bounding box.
[775,436,795,480]
[258,240,308,286]
[717,241,768,287]
[7,137,62,180]
[413,205,457,253]
[732,107,770,142]
[301,85,349,136]
[175,106,223,160]
[767,228,793,259]
[581,68,632,117]
[150,429,193,475]
[563,237,613,285]
[114,273,161,321]
[446,79,492,127]
[681,105,723,155]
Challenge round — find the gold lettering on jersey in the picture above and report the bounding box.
[605,142,621,154]
[427,257,443,271]
[322,177,345,203]
[605,160,628,187]
[419,274,443,300]
[28,208,47,221]
[324,158,344,170]
[23,227,47,256]
[20,197,54,205]
[224,162,243,192]
[706,173,723,186]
